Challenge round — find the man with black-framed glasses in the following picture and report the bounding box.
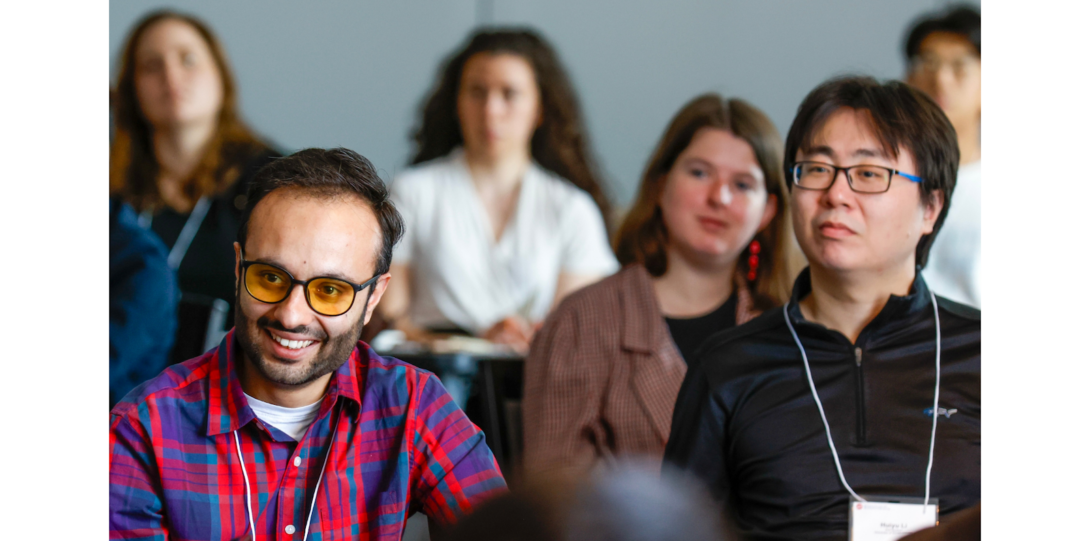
[664,76,980,540]
[110,148,506,540]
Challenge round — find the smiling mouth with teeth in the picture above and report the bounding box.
[271,334,316,350]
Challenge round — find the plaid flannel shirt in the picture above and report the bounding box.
[109,329,507,540]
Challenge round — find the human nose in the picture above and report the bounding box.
[821,168,854,206]
[708,176,732,207]
[484,91,506,118]
[270,282,314,330]
[935,63,958,93]
[162,58,184,92]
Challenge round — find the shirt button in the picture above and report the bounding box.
[293,456,302,467]
[285,524,296,535]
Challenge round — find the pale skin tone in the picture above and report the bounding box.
[792,108,943,343]
[652,127,777,318]
[233,191,390,407]
[906,32,981,165]
[133,18,225,212]
[382,52,603,353]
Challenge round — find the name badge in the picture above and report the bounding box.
[849,498,938,540]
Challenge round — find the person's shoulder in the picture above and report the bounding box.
[110,351,216,423]
[936,295,980,323]
[690,306,787,380]
[110,199,169,264]
[532,166,594,207]
[224,143,281,207]
[562,265,634,305]
[393,153,461,187]
[702,305,786,353]
[355,343,443,399]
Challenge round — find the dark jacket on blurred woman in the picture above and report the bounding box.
[523,264,761,478]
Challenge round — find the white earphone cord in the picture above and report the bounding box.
[783,290,940,510]
[233,404,338,539]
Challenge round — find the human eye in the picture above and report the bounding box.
[138,57,163,74]
[262,272,283,284]
[689,167,709,179]
[315,279,349,297]
[181,51,197,67]
[806,163,831,174]
[734,179,756,192]
[503,88,518,101]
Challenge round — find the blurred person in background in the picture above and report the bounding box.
[110,197,178,407]
[110,10,280,358]
[381,29,618,354]
[522,95,801,478]
[905,5,981,308]
[664,76,980,540]
[446,461,731,541]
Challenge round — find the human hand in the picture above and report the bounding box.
[481,315,535,354]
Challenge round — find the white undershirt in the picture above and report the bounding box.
[244,393,322,441]
[390,149,619,333]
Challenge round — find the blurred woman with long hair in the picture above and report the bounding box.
[382,29,617,353]
[110,10,278,316]
[523,94,803,477]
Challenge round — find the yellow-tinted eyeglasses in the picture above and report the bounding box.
[240,256,379,317]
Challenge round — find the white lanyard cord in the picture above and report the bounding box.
[232,406,337,539]
[233,430,258,538]
[783,290,941,506]
[924,290,941,510]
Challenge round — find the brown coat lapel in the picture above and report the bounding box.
[619,266,764,443]
[619,266,687,443]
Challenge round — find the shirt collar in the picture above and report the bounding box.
[785,267,933,343]
[205,329,365,437]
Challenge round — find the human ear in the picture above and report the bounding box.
[233,242,242,286]
[362,274,393,326]
[921,189,944,235]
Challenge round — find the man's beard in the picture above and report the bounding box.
[234,286,369,388]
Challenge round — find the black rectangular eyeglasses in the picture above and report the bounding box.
[791,161,924,194]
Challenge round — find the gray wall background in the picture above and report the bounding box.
[109,0,978,209]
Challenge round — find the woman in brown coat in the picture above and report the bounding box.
[522,94,802,478]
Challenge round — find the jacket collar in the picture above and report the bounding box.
[619,264,762,442]
[785,267,933,344]
[620,265,762,353]
[620,265,666,354]
[205,329,364,436]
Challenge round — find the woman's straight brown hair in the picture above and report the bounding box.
[614,94,802,308]
[109,10,266,212]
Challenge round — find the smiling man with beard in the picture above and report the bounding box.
[110,148,506,540]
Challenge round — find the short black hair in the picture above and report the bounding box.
[238,148,404,277]
[904,5,981,60]
[783,76,959,269]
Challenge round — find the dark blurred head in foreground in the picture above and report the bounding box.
[445,463,730,541]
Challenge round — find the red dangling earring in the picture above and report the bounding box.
[746,240,760,281]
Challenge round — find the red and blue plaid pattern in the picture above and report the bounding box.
[110,330,507,540]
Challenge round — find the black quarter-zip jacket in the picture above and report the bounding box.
[663,269,980,541]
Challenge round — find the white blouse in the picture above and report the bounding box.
[390,150,619,334]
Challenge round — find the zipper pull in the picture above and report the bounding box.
[854,347,862,367]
